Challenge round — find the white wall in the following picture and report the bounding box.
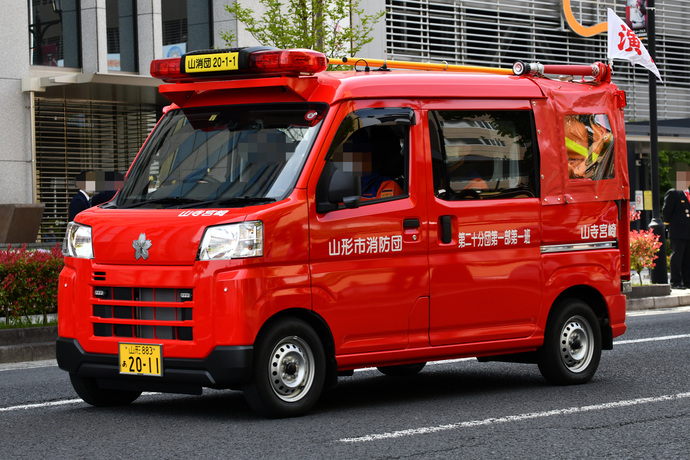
[357,0,386,59]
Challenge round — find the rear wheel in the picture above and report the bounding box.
[377,362,426,376]
[69,373,141,406]
[537,299,601,385]
[244,318,326,418]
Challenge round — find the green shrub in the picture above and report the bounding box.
[0,245,64,325]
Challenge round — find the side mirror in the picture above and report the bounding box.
[316,165,361,213]
[329,169,361,208]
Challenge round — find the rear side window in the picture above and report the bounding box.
[429,110,537,200]
[564,114,615,180]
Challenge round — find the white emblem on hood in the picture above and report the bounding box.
[133,233,152,260]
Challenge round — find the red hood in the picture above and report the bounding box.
[75,207,247,265]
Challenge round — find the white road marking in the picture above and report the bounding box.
[0,359,57,372]
[338,392,690,443]
[0,392,160,413]
[0,399,83,412]
[615,333,690,345]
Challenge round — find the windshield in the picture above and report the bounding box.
[117,103,328,209]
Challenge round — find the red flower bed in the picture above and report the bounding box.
[0,245,64,325]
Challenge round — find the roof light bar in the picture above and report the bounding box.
[150,47,328,83]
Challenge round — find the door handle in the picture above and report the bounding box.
[440,215,452,244]
[403,218,421,229]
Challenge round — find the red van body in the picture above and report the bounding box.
[57,48,629,417]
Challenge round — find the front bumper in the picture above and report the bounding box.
[57,337,253,394]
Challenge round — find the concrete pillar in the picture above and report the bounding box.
[212,0,237,48]
[0,0,33,204]
[81,0,108,74]
[138,0,162,75]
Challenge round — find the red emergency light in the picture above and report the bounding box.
[151,48,328,82]
[151,57,183,80]
[250,49,327,73]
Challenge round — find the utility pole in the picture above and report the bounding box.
[646,0,668,284]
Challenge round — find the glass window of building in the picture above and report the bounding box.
[29,0,80,67]
[162,0,211,57]
[106,0,137,71]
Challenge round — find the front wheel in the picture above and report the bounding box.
[243,318,326,418]
[69,373,141,406]
[537,299,602,385]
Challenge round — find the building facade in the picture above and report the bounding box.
[2,0,689,241]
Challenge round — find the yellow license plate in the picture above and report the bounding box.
[119,343,163,376]
[184,52,239,73]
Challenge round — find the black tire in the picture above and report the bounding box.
[69,373,141,406]
[243,318,326,418]
[537,299,602,385]
[377,362,427,376]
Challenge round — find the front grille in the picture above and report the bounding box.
[91,287,194,341]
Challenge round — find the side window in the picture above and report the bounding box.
[342,127,405,201]
[429,110,537,200]
[316,108,412,211]
[565,114,615,180]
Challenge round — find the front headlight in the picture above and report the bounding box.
[197,221,264,261]
[62,222,94,259]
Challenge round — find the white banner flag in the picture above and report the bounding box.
[607,8,662,82]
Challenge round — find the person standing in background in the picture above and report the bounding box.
[68,170,95,221]
[662,187,690,289]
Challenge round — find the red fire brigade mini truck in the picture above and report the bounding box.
[57,47,630,418]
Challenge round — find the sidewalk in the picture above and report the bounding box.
[1,288,689,364]
[626,285,690,311]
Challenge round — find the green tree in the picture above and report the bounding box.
[659,150,690,196]
[221,0,384,61]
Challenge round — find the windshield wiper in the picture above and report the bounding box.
[120,197,205,209]
[179,197,277,209]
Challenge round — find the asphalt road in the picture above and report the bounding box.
[1,307,689,459]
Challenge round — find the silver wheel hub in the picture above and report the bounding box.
[559,315,593,373]
[269,336,315,402]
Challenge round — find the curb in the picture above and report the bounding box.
[0,326,57,364]
[626,293,690,311]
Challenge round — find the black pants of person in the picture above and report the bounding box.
[669,238,690,287]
